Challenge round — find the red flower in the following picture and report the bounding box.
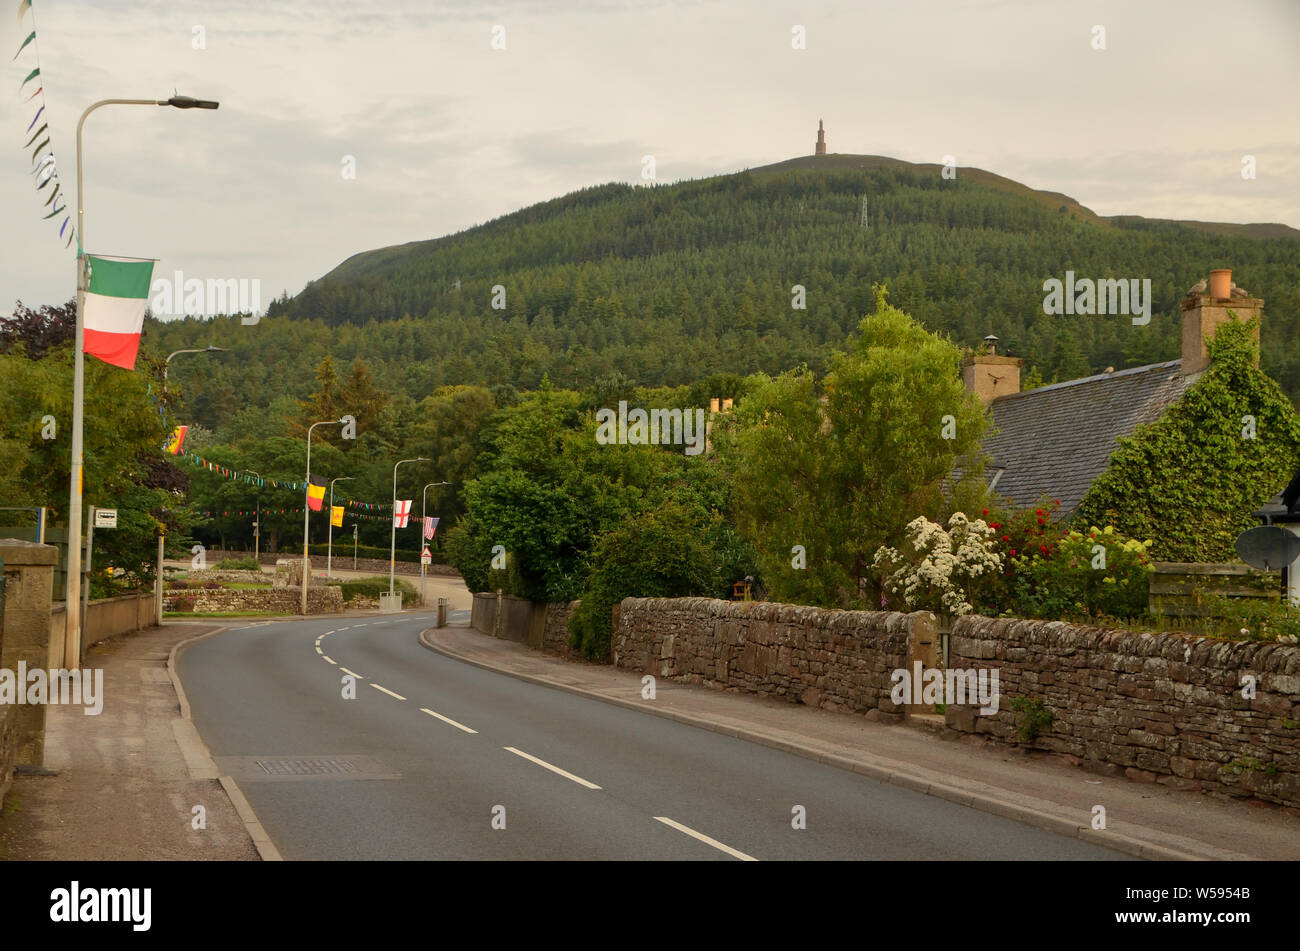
[1035,508,1043,516]
[981,509,989,516]
[1037,518,1045,525]
[1002,535,1010,542]
[1010,549,1017,557]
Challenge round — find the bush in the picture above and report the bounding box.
[872,512,1003,616]
[340,576,417,601]
[446,519,492,594]
[1010,525,1153,620]
[569,502,723,661]
[1193,592,1300,642]
[217,555,261,570]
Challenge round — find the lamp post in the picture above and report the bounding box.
[390,458,427,598]
[420,481,450,606]
[153,344,225,626]
[302,419,343,615]
[163,345,226,382]
[63,94,219,670]
[327,476,353,579]
[246,470,260,564]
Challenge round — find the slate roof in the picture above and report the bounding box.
[983,360,1190,515]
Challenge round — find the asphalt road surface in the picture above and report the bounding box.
[179,614,1129,860]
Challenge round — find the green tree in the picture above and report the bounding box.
[721,287,990,608]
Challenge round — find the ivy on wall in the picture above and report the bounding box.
[1074,315,1300,562]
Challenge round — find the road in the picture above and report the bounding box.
[178,613,1130,860]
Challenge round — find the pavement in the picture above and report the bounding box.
[0,621,261,861]
[421,624,1300,862]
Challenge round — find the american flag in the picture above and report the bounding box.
[424,516,440,539]
[393,500,412,528]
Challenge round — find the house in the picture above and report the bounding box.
[966,267,1264,516]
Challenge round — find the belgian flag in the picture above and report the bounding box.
[307,475,327,512]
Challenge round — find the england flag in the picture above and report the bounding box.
[394,500,412,528]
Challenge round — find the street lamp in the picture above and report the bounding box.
[245,470,261,564]
[390,458,427,599]
[152,344,225,627]
[327,476,353,579]
[302,419,343,615]
[163,345,226,383]
[64,94,220,670]
[420,481,450,606]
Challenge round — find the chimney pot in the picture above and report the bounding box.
[1209,268,1232,299]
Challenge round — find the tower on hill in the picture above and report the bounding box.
[815,119,826,156]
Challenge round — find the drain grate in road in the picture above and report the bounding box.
[214,753,400,783]
[255,757,357,777]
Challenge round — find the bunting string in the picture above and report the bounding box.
[177,447,394,518]
[14,0,74,249]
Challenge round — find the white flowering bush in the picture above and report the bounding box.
[872,512,1003,616]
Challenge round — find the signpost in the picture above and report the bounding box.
[94,508,117,529]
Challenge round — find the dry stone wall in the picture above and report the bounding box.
[165,586,343,615]
[614,597,913,716]
[947,616,1300,808]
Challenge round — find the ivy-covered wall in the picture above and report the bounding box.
[1075,316,1300,562]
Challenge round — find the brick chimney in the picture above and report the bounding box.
[962,336,1022,405]
[1181,267,1262,377]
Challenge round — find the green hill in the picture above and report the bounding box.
[148,155,1300,428]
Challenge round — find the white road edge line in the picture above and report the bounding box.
[370,683,406,701]
[322,656,336,664]
[419,707,478,734]
[315,646,323,655]
[503,746,601,789]
[339,667,363,679]
[653,817,758,861]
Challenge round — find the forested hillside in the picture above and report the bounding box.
[145,157,1300,430]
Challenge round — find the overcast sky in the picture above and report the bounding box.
[3,0,1297,316]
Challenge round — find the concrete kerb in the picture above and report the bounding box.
[418,627,1215,862]
[168,622,283,862]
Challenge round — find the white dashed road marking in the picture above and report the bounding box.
[504,747,601,790]
[653,817,757,861]
[419,708,478,734]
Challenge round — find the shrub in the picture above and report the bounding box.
[569,502,723,661]
[872,512,1003,616]
[340,576,417,601]
[217,555,261,570]
[1010,525,1153,620]
[1009,696,1053,743]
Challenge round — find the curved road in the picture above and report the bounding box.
[179,614,1129,860]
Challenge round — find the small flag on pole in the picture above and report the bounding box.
[393,500,411,528]
[165,425,188,455]
[306,475,326,512]
[423,516,439,539]
[331,505,344,528]
[83,254,156,369]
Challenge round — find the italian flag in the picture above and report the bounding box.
[84,254,155,370]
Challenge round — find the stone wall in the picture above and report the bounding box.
[946,616,1300,809]
[470,593,580,656]
[1,539,57,806]
[614,597,915,716]
[543,601,579,657]
[165,585,343,615]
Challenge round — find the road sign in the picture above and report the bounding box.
[94,509,117,528]
[421,546,432,566]
[1235,525,1300,571]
